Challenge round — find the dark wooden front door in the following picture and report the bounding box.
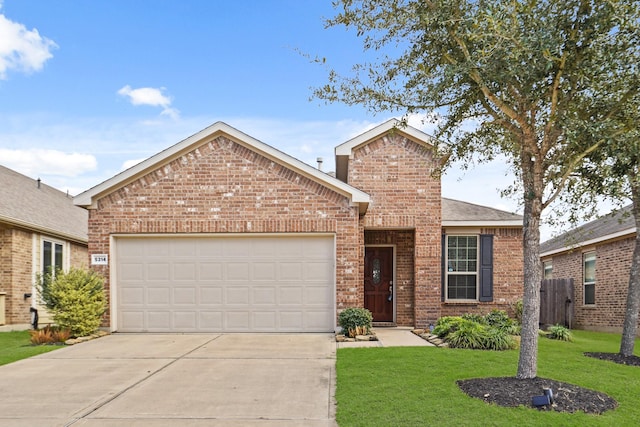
[364,247,394,322]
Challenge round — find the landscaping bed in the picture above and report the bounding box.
[458,376,618,414]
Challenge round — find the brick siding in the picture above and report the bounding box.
[546,235,636,332]
[346,133,443,327]
[88,135,361,327]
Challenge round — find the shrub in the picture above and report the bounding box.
[38,268,106,337]
[446,320,488,349]
[461,312,486,325]
[509,299,523,324]
[546,324,573,342]
[338,307,373,337]
[484,309,521,335]
[482,327,517,351]
[433,316,464,338]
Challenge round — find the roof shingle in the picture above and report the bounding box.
[0,165,88,243]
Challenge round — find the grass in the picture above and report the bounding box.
[336,330,640,426]
[0,330,62,366]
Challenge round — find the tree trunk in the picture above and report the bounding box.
[517,150,544,379]
[620,178,640,357]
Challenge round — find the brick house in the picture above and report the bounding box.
[74,120,523,332]
[540,205,637,332]
[0,165,88,327]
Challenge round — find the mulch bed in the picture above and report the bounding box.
[584,352,640,366]
[457,377,617,414]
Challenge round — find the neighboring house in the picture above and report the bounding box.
[74,120,523,333]
[540,205,636,333]
[0,165,88,327]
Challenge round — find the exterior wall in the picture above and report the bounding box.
[545,235,636,333]
[0,223,90,325]
[365,230,415,326]
[441,227,523,318]
[0,228,33,324]
[347,133,442,327]
[87,135,360,328]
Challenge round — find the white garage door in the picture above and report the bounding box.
[114,235,335,332]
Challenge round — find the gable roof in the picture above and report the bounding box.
[334,119,438,182]
[0,165,88,243]
[442,198,523,227]
[541,205,636,256]
[74,121,371,214]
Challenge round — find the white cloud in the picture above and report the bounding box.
[118,85,180,119]
[0,148,97,177]
[121,158,146,171]
[0,12,57,79]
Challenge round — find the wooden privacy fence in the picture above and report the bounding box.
[540,278,574,328]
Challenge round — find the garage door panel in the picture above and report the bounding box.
[174,263,197,281]
[226,312,250,330]
[147,311,171,329]
[199,311,223,329]
[279,287,303,305]
[200,263,223,280]
[173,287,196,305]
[253,312,277,330]
[253,287,276,304]
[280,263,303,280]
[147,287,171,305]
[147,263,170,280]
[200,286,223,305]
[174,312,197,329]
[227,263,250,280]
[116,236,334,332]
[227,287,250,304]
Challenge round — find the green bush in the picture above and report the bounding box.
[338,307,373,337]
[38,268,106,337]
[484,309,521,335]
[434,312,519,350]
[433,316,464,338]
[546,324,573,342]
[446,320,488,349]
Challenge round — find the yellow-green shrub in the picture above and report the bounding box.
[39,268,106,337]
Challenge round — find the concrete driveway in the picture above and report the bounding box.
[0,333,337,427]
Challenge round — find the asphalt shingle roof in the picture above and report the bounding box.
[442,198,523,223]
[0,165,88,242]
[540,205,635,254]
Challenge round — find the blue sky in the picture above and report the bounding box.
[0,1,521,220]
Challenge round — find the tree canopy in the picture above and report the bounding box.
[316,0,640,378]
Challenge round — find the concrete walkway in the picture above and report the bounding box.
[0,333,338,427]
[337,327,435,348]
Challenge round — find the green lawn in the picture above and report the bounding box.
[0,330,62,366]
[336,330,640,426]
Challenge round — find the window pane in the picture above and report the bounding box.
[372,258,381,285]
[584,253,595,283]
[584,283,595,305]
[447,275,477,300]
[543,261,553,279]
[54,243,63,270]
[43,241,52,275]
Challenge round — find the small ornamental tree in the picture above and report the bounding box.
[39,268,107,337]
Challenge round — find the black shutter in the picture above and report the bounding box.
[441,234,446,302]
[479,234,494,302]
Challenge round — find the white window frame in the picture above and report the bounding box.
[583,251,596,305]
[41,237,69,276]
[445,235,479,301]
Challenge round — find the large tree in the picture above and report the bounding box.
[315,0,640,378]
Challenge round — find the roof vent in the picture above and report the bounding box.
[316,157,323,171]
[37,178,41,189]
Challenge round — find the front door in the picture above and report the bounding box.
[364,247,394,322]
